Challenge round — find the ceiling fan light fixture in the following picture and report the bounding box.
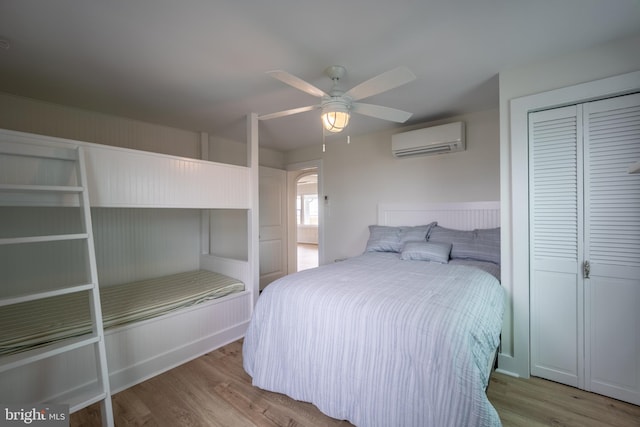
[322,101,350,133]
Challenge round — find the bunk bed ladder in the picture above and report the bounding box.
[0,138,114,426]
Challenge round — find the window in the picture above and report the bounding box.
[297,194,318,225]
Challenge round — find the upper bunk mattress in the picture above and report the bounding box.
[0,270,245,356]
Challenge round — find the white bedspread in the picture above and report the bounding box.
[243,252,505,427]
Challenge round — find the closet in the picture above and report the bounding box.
[529,92,640,405]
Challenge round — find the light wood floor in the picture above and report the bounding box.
[72,339,640,426]
[297,243,318,271]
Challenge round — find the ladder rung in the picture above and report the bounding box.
[0,184,84,193]
[0,283,95,308]
[0,140,78,161]
[0,233,88,245]
[0,334,100,373]
[59,384,108,414]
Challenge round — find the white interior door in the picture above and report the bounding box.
[583,93,640,405]
[259,166,287,290]
[529,105,584,388]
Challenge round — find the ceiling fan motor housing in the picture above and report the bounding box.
[325,65,346,81]
[322,98,351,113]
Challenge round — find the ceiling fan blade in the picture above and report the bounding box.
[267,70,328,98]
[351,102,413,123]
[345,66,416,101]
[259,104,319,121]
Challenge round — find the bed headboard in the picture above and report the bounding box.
[378,201,500,230]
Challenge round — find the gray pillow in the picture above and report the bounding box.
[428,226,500,264]
[399,222,437,245]
[365,222,437,253]
[400,241,452,263]
[365,225,403,252]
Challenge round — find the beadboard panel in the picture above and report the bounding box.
[92,208,201,287]
[0,237,89,298]
[378,201,500,230]
[0,128,251,209]
[0,207,200,294]
[208,210,249,261]
[0,206,84,239]
[0,206,88,298]
[84,143,250,208]
[0,92,200,159]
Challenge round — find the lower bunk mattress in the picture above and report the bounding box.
[0,270,245,356]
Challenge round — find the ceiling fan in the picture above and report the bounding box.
[259,65,416,133]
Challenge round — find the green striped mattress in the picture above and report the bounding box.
[0,270,244,356]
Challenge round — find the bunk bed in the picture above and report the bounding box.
[0,128,257,416]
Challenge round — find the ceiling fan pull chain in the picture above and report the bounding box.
[322,128,326,153]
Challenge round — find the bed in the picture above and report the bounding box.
[243,202,504,427]
[0,128,257,406]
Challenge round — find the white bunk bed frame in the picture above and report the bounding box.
[0,123,260,410]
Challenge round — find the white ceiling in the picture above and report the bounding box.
[0,1,639,152]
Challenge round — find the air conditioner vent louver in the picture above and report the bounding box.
[392,122,465,158]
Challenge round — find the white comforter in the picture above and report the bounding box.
[243,252,505,427]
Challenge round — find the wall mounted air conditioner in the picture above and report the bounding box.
[391,122,465,158]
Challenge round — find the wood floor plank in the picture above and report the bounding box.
[487,374,640,427]
[71,340,640,426]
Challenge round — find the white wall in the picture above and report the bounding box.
[0,91,284,167]
[498,33,640,377]
[0,92,201,158]
[209,134,284,169]
[285,108,500,264]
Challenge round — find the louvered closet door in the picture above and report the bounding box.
[583,93,640,405]
[529,105,585,388]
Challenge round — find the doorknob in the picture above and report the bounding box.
[584,260,590,279]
